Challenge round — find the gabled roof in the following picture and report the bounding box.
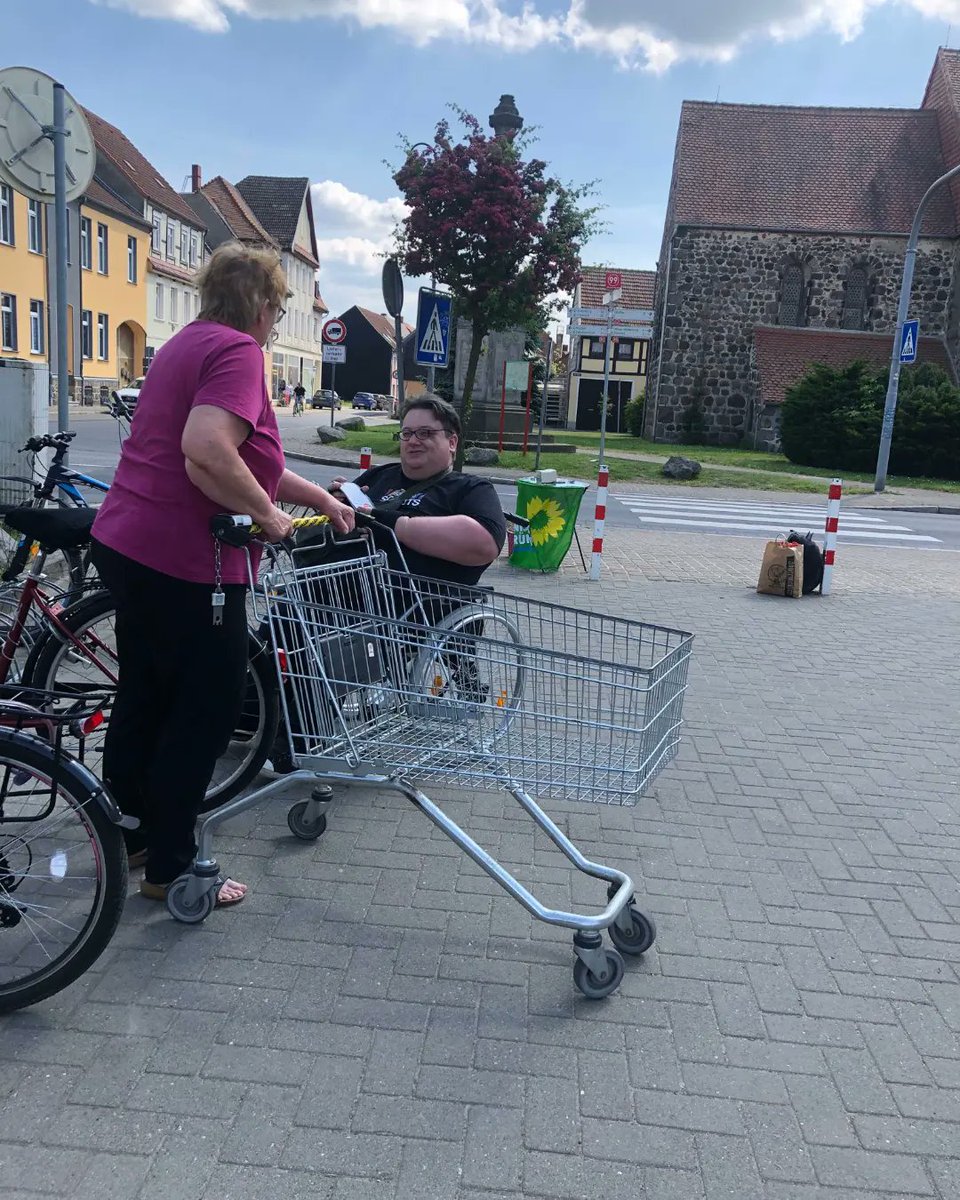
[83,178,149,229]
[578,267,655,309]
[345,307,413,345]
[234,176,317,263]
[197,176,276,246]
[753,326,955,406]
[671,102,956,237]
[81,107,202,227]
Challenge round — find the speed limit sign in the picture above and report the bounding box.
[322,319,346,345]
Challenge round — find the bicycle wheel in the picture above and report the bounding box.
[0,728,127,1014]
[24,593,279,812]
[407,605,525,733]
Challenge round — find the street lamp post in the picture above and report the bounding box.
[874,160,960,491]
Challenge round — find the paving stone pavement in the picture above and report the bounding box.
[2,529,960,1199]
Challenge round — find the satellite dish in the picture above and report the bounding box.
[0,66,96,202]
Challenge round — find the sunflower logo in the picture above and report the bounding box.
[526,496,567,547]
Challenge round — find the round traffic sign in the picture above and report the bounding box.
[322,319,346,345]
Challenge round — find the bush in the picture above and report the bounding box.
[624,396,645,437]
[780,360,960,481]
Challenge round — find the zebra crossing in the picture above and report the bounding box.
[612,493,942,546]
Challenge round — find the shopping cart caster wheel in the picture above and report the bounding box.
[573,949,625,1000]
[165,876,215,924]
[609,908,657,957]
[287,801,327,841]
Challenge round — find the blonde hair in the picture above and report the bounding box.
[196,243,288,332]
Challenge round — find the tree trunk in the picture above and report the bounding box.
[454,321,487,471]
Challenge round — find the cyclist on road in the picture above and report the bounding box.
[292,382,306,416]
[90,243,355,910]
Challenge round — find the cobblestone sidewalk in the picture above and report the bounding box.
[2,533,959,1199]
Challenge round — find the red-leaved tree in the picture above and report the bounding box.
[392,110,598,460]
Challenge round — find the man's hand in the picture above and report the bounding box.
[257,507,295,542]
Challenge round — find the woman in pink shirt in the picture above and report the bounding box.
[91,243,354,907]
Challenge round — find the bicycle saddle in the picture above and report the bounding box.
[3,506,97,550]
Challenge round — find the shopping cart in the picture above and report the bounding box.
[167,516,694,999]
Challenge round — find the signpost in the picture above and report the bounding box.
[382,259,405,413]
[322,319,347,425]
[415,288,452,393]
[899,319,919,364]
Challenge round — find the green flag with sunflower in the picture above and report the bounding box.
[510,479,587,572]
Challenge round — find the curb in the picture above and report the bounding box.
[284,450,527,485]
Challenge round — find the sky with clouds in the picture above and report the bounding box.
[5,1,960,324]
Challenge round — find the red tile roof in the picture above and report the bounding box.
[82,107,202,228]
[148,255,196,284]
[199,176,276,246]
[920,49,960,228]
[351,307,412,344]
[83,179,148,228]
[672,102,956,237]
[579,267,655,309]
[753,326,956,406]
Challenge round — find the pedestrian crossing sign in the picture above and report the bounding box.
[899,319,919,364]
[415,289,452,367]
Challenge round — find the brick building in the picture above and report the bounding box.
[646,47,960,449]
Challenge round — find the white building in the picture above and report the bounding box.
[82,110,207,370]
[234,176,327,397]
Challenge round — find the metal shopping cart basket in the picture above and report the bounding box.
[168,517,694,999]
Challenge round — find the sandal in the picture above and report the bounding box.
[139,877,248,907]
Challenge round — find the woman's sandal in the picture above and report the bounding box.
[139,877,247,907]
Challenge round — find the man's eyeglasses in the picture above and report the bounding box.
[399,426,448,442]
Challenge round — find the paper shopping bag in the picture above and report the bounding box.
[757,538,804,598]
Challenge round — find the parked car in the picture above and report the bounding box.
[351,391,378,411]
[374,394,392,412]
[112,376,145,414]
[311,389,341,410]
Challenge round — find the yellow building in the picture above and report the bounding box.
[0,176,149,401]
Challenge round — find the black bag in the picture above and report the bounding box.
[787,530,824,595]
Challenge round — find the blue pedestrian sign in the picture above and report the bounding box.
[899,319,920,364]
[415,289,452,367]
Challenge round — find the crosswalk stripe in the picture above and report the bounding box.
[616,496,884,518]
[620,503,891,527]
[631,515,940,541]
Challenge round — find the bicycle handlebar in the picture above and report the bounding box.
[20,431,77,454]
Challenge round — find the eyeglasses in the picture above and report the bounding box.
[274,305,286,327]
[399,426,448,442]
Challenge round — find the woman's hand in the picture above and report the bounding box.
[323,499,356,535]
[257,507,294,542]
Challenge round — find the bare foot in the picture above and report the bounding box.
[216,877,248,906]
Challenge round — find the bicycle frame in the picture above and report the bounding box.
[0,548,118,688]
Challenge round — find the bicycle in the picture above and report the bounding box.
[0,685,129,1014]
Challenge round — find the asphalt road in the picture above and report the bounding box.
[64,409,960,550]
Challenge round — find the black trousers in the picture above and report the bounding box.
[91,539,248,884]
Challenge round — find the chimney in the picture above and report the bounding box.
[191,164,202,192]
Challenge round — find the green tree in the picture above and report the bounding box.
[392,110,599,466]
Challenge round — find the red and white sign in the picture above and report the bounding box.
[322,319,346,345]
[604,271,622,291]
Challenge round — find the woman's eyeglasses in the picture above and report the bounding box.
[398,427,447,442]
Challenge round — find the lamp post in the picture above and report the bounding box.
[874,160,960,491]
[489,95,523,140]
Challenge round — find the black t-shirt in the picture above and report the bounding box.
[354,463,506,585]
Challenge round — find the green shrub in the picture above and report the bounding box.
[780,359,960,481]
[624,396,645,437]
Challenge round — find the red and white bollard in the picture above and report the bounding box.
[589,464,609,581]
[821,478,842,595]
[359,446,372,471]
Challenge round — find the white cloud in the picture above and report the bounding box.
[91,0,960,68]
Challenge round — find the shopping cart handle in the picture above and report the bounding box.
[210,513,331,547]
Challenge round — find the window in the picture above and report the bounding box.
[80,216,91,270]
[170,288,179,325]
[127,235,137,284]
[841,265,868,331]
[587,337,607,359]
[155,283,164,320]
[152,211,161,253]
[97,313,108,360]
[1,293,16,351]
[180,226,189,265]
[778,261,806,327]
[0,185,14,245]
[615,338,635,361]
[27,200,43,254]
[166,220,175,259]
[190,232,199,267]
[81,309,92,360]
[29,300,45,355]
[97,222,108,274]
[313,317,319,341]
[638,340,650,376]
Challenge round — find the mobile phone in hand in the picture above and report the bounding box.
[338,480,374,511]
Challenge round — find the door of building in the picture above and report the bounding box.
[575,378,632,432]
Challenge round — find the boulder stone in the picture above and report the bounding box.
[464,446,500,466]
[662,454,702,480]
[317,425,346,444]
[336,415,366,431]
